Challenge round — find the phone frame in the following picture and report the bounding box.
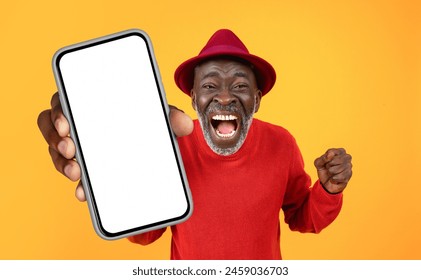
[52,29,193,240]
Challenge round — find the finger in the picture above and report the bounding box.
[322,172,350,194]
[38,109,75,159]
[50,92,60,107]
[50,93,70,137]
[314,150,334,170]
[314,148,347,169]
[49,147,81,181]
[169,105,194,137]
[326,161,353,177]
[75,181,86,202]
[38,110,63,151]
[329,168,353,185]
[326,148,346,160]
[326,153,352,169]
[56,136,76,159]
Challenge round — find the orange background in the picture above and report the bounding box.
[1,0,420,259]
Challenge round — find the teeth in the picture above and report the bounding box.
[212,115,237,121]
[216,130,236,138]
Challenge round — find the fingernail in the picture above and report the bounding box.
[55,119,68,136]
[64,164,72,177]
[58,140,67,155]
[55,119,62,132]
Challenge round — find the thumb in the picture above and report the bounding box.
[75,181,86,202]
[169,106,194,137]
[314,149,335,170]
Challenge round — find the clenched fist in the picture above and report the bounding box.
[314,148,353,194]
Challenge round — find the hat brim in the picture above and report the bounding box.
[174,51,276,96]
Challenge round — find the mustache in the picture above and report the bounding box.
[205,103,242,114]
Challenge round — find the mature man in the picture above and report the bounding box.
[38,29,352,259]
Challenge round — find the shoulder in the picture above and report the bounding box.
[251,118,299,156]
[252,118,296,143]
[250,119,303,169]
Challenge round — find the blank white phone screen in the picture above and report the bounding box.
[58,34,189,235]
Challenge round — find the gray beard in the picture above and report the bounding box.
[196,102,255,156]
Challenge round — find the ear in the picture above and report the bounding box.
[253,90,262,113]
[190,90,197,111]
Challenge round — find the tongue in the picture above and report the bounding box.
[217,121,236,134]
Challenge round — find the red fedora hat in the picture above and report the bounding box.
[174,29,276,96]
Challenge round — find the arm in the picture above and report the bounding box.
[282,141,352,233]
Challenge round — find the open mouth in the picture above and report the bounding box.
[210,114,239,138]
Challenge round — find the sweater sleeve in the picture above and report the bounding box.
[282,139,343,234]
[127,228,167,245]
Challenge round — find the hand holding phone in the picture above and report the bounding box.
[52,29,193,240]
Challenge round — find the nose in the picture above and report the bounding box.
[213,88,236,106]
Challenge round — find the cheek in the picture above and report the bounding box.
[240,96,257,114]
[196,95,213,112]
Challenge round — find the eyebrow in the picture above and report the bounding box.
[234,71,248,78]
[201,71,249,81]
[202,71,221,80]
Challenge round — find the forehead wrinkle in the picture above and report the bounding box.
[199,69,250,82]
[201,71,221,81]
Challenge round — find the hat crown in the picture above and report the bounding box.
[174,29,276,96]
[199,29,250,55]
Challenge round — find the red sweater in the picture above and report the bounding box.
[128,119,343,259]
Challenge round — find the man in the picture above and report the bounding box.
[38,29,352,259]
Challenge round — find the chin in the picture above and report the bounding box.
[195,100,256,156]
[198,112,254,156]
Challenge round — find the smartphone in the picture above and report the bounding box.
[52,29,192,240]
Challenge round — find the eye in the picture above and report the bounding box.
[233,83,249,91]
[202,83,216,90]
